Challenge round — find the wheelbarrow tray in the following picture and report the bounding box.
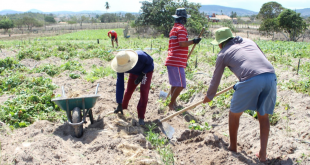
[52,94,100,111]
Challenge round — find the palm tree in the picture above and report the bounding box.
[105,2,110,13]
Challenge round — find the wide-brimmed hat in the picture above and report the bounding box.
[172,8,191,18]
[211,27,234,45]
[111,50,138,73]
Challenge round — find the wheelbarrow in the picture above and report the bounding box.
[51,84,100,138]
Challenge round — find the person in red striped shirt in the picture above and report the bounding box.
[165,8,201,110]
[108,30,119,48]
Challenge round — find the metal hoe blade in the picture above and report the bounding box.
[159,91,168,99]
[158,121,175,139]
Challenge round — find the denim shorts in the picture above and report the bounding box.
[230,73,277,115]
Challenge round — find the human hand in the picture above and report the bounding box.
[203,95,211,104]
[134,73,145,85]
[114,103,123,114]
[192,38,201,44]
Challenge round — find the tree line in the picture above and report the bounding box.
[257,1,309,41]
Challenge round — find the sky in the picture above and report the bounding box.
[1,0,309,13]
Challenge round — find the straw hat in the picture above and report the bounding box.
[111,50,138,73]
[211,27,234,45]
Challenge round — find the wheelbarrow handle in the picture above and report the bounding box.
[62,86,66,97]
[95,83,99,95]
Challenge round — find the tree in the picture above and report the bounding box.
[135,0,208,37]
[80,15,89,27]
[125,13,135,21]
[257,1,284,19]
[249,14,256,22]
[105,2,110,12]
[99,13,117,23]
[258,2,284,37]
[22,17,42,30]
[44,16,56,23]
[230,11,237,19]
[0,18,14,33]
[278,9,307,41]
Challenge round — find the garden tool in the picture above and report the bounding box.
[157,84,234,139]
[159,27,205,100]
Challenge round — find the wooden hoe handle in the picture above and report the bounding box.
[160,84,234,122]
[187,27,205,60]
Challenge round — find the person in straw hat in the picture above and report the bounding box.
[165,8,201,110]
[203,27,277,162]
[111,50,154,125]
[108,30,119,48]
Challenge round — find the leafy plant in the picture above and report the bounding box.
[188,120,212,131]
[145,123,174,165]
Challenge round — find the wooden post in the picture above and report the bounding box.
[297,58,301,75]
[97,39,99,44]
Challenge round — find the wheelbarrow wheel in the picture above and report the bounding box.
[72,107,83,138]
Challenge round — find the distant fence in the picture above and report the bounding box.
[0,22,128,35]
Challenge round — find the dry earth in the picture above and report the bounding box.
[0,46,310,165]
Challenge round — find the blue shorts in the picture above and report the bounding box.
[167,66,186,88]
[230,73,277,115]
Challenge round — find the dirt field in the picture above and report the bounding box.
[0,33,310,164]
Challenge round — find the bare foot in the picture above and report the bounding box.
[255,152,267,162]
[168,104,175,111]
[228,146,237,152]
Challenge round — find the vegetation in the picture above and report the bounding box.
[258,2,308,41]
[135,0,208,36]
[145,124,174,164]
[0,18,14,32]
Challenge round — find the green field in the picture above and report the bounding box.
[0,29,310,129]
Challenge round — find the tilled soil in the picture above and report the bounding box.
[0,49,310,165]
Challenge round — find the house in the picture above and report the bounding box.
[207,13,237,23]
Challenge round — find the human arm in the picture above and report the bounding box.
[116,73,125,103]
[179,38,201,47]
[115,72,125,114]
[205,55,226,101]
[108,32,111,38]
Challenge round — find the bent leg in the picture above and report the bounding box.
[257,112,270,162]
[137,71,153,119]
[122,73,138,109]
[228,110,243,152]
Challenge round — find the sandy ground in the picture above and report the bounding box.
[0,46,310,165]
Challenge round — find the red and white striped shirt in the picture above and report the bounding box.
[165,23,188,68]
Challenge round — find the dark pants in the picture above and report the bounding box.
[122,71,153,119]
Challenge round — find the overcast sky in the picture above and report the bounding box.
[1,0,309,13]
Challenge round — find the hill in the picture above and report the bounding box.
[296,8,310,16]
[199,5,257,16]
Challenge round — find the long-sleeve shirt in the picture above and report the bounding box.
[116,50,154,103]
[206,36,275,100]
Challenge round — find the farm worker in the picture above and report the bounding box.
[203,27,277,162]
[108,30,119,48]
[165,8,201,110]
[111,50,154,125]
